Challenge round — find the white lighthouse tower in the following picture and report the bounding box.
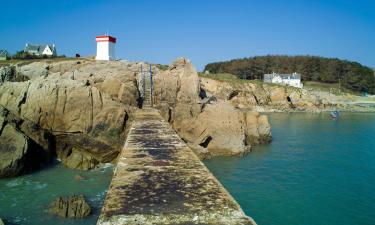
[95,35,116,61]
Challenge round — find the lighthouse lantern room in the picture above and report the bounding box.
[95,35,116,61]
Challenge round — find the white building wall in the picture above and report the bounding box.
[269,75,303,88]
[42,47,53,56]
[96,41,115,61]
[284,79,303,88]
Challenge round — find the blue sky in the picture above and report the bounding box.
[0,0,374,70]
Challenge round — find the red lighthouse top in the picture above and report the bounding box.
[96,35,116,43]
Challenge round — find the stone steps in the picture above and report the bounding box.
[143,77,152,107]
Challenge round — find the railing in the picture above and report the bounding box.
[140,64,153,107]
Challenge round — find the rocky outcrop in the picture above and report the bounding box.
[153,58,200,105]
[0,58,272,173]
[0,106,53,178]
[153,58,272,158]
[245,111,272,145]
[49,195,91,218]
[200,77,323,111]
[0,60,139,171]
[0,66,13,85]
[175,102,249,157]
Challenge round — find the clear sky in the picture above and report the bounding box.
[1,0,374,70]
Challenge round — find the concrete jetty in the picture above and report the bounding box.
[97,108,256,225]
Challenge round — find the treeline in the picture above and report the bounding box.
[204,55,375,94]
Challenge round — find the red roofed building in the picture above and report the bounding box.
[95,35,116,61]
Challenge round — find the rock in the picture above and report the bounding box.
[1,58,274,171]
[0,66,13,84]
[156,103,172,122]
[173,101,248,157]
[14,61,49,80]
[74,175,85,181]
[245,111,261,145]
[244,111,272,145]
[199,75,325,112]
[286,89,321,110]
[171,58,200,103]
[257,115,272,143]
[0,124,48,178]
[49,195,91,218]
[266,86,289,107]
[59,148,99,170]
[154,58,200,105]
[152,58,272,158]
[0,60,137,170]
[0,105,54,177]
[231,91,258,108]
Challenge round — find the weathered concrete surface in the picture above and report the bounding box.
[97,109,256,225]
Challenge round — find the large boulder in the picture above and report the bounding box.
[0,105,54,177]
[0,66,13,84]
[0,124,48,178]
[14,61,49,80]
[172,101,249,158]
[154,58,200,105]
[244,112,272,145]
[287,89,321,110]
[49,195,91,218]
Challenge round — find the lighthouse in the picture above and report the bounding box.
[95,35,116,61]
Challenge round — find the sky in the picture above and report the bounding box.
[0,0,374,70]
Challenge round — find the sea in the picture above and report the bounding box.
[205,112,375,225]
[1,112,375,225]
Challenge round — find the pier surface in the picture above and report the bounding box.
[97,108,256,225]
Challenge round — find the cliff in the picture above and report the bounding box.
[199,74,375,112]
[0,58,272,177]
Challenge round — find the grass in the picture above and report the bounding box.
[198,72,256,84]
[0,57,85,66]
[303,81,357,95]
[199,72,361,96]
[198,72,284,89]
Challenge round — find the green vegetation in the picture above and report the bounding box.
[204,55,375,94]
[12,51,66,60]
[0,57,82,67]
[198,72,256,86]
[199,72,238,81]
[154,63,169,71]
[303,81,355,95]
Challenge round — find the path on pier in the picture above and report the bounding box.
[97,108,256,225]
[97,67,255,225]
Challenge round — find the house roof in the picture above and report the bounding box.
[0,50,8,57]
[264,72,301,81]
[24,44,55,54]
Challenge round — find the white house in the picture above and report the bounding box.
[0,50,9,60]
[95,35,116,61]
[24,44,57,56]
[263,72,303,88]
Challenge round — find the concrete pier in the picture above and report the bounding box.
[97,108,256,225]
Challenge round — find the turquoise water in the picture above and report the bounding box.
[205,113,375,225]
[0,162,113,225]
[1,113,375,225]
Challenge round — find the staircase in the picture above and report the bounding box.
[142,66,153,108]
[143,73,152,108]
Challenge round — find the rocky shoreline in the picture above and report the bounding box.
[1,57,372,178]
[0,58,272,178]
